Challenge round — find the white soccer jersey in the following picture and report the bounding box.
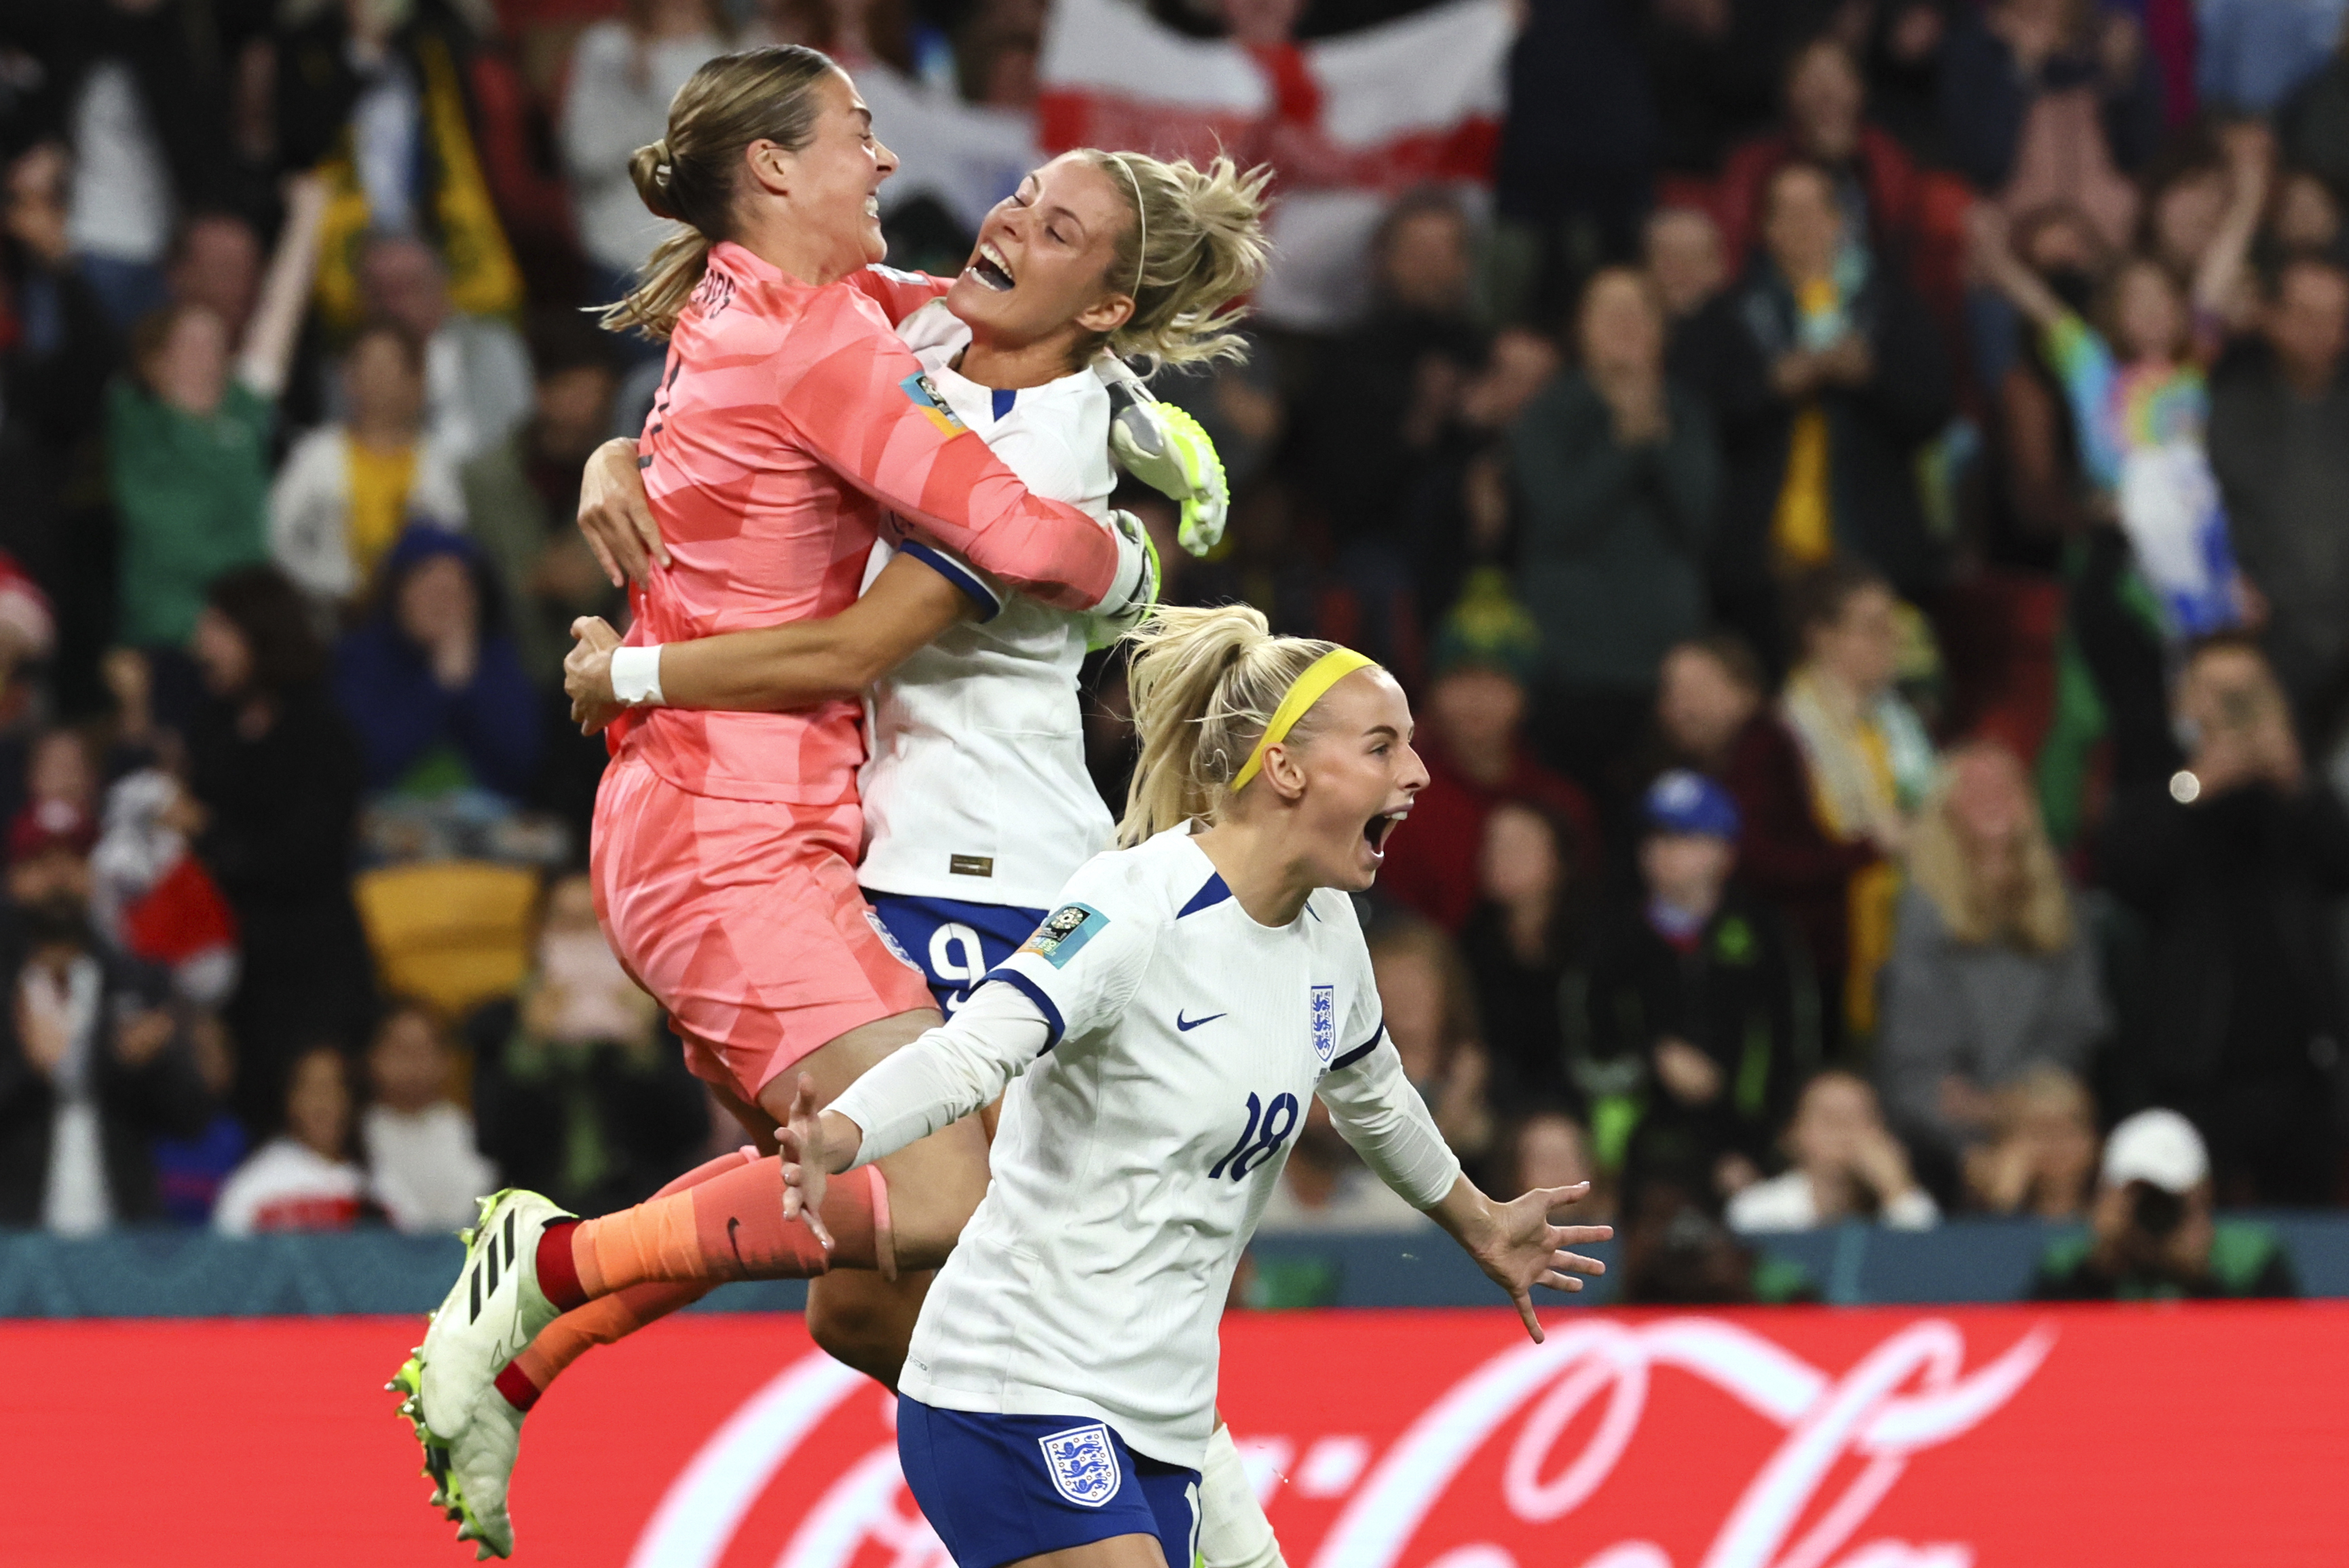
[829,826,1463,1466]
[854,301,1118,911]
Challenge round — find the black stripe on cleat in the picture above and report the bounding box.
[504,1208,516,1269]
[470,1263,482,1323]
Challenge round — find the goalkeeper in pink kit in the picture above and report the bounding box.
[392,41,1281,1567]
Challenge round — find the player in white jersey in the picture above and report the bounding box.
[409,151,1286,1564]
[778,605,1613,1567]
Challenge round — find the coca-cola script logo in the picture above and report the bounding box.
[625,1316,2054,1568]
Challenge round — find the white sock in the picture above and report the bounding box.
[1197,1421,1284,1568]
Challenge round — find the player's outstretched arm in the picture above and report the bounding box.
[1425,1177,1611,1345]
[1317,1029,1608,1341]
[564,554,972,731]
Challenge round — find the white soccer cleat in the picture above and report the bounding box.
[443,1383,527,1559]
[415,1190,572,1450]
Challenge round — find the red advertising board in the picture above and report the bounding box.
[9,1304,2346,1566]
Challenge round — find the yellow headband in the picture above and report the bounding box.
[1228,647,1377,796]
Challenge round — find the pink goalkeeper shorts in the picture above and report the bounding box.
[590,752,935,1103]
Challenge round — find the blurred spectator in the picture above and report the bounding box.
[1372,576,1597,933]
[2266,166,2346,259]
[2030,1109,2299,1297]
[2209,254,2349,714]
[471,873,705,1215]
[1642,0,1780,181]
[1617,1168,1820,1304]
[1367,911,1495,1173]
[356,234,534,467]
[1727,560,1926,1051]
[147,1012,247,1225]
[185,569,373,1127]
[1715,38,1957,323]
[212,1044,367,1235]
[1645,205,1728,330]
[361,999,496,1235]
[1293,189,1485,661]
[1,143,114,705]
[1502,1108,1600,1206]
[2097,634,2349,1205]
[333,527,542,805]
[276,0,527,344]
[1980,206,2111,552]
[1459,801,1587,1110]
[1578,771,1813,1191]
[31,1,248,330]
[107,176,327,665]
[166,212,263,345]
[1683,162,1953,651]
[563,0,732,320]
[0,803,209,1230]
[271,322,466,614]
[1939,0,2160,248]
[1648,632,1766,780]
[89,767,241,1008]
[2278,36,2349,195]
[1256,1098,1427,1231]
[1969,128,2267,642]
[1513,267,1720,791]
[1727,1068,1940,1231]
[1495,0,1658,297]
[2196,0,2345,114]
[1966,1063,2099,1218]
[1877,741,2107,1172]
[462,314,625,686]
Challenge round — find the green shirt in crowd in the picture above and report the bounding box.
[107,378,274,647]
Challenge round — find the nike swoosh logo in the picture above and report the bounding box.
[1176,1010,1226,1032]
[726,1215,749,1278]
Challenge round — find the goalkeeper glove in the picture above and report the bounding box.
[1087,507,1163,650]
[1097,356,1230,557]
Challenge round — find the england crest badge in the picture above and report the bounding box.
[1037,1422,1121,1508]
[1310,984,1336,1062]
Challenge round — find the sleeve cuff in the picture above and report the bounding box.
[980,966,1065,1051]
[1329,1019,1384,1072]
[898,539,1004,621]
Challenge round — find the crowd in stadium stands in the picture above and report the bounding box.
[0,0,2339,1306]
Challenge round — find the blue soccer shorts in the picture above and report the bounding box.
[897,1396,1200,1568]
[865,893,1047,1016]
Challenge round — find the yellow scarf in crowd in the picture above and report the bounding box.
[1770,276,1842,567]
[309,34,523,336]
[1780,664,1935,1041]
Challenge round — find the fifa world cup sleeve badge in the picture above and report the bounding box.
[1019,904,1108,968]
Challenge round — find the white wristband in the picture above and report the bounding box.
[609,644,666,706]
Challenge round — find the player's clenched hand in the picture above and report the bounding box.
[565,616,624,734]
[1446,1179,1611,1344]
[776,1073,835,1252]
[577,437,668,586]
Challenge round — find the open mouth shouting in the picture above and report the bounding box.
[965,240,1017,292]
[1364,807,1410,861]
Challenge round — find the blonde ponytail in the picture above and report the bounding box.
[1119,605,1347,845]
[1085,152,1272,368]
[599,46,836,341]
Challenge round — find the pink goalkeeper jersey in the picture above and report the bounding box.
[620,244,1123,803]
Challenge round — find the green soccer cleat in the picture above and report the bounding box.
[414,1191,573,1452]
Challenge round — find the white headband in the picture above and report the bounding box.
[1113,155,1146,299]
